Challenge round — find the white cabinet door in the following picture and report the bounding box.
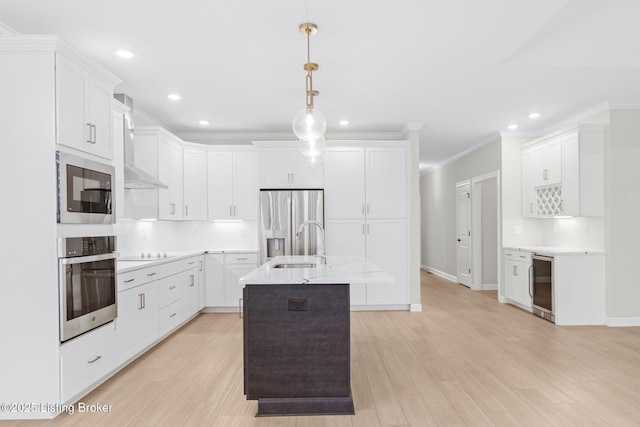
[561,132,580,216]
[116,281,158,364]
[504,259,532,308]
[208,151,234,220]
[205,253,225,307]
[290,149,324,188]
[260,149,291,188]
[366,148,407,218]
[325,219,367,305]
[522,149,535,217]
[56,54,113,159]
[225,265,256,308]
[182,268,199,319]
[366,219,409,305]
[158,140,184,220]
[234,151,258,220]
[183,147,208,220]
[533,139,561,187]
[324,148,366,219]
[86,80,113,159]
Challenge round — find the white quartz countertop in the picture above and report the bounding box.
[117,251,203,273]
[239,256,394,285]
[503,246,605,255]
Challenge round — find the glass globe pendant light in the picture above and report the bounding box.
[292,23,327,162]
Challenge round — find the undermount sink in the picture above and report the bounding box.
[272,263,317,269]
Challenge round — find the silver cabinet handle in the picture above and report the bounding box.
[362,204,365,215]
[199,260,203,271]
[237,257,248,260]
[138,294,144,310]
[233,205,236,216]
[190,274,195,287]
[229,206,233,216]
[147,272,156,277]
[367,224,370,234]
[506,253,512,256]
[142,293,146,309]
[528,265,533,297]
[519,255,526,259]
[171,203,176,215]
[87,355,102,364]
[560,199,564,212]
[124,278,135,283]
[169,312,177,318]
[362,224,365,234]
[86,123,96,144]
[239,298,243,319]
[513,265,518,276]
[169,285,177,290]
[543,169,549,180]
[530,202,534,213]
[185,205,189,216]
[188,261,196,265]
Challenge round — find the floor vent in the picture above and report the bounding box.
[533,307,555,323]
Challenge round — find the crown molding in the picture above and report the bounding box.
[401,122,424,138]
[0,21,18,34]
[176,130,406,143]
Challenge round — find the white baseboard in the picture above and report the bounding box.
[605,316,640,327]
[422,265,457,283]
[481,283,498,291]
[498,295,508,303]
[410,304,423,312]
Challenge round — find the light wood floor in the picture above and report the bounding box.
[8,270,640,426]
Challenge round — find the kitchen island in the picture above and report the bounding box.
[239,256,393,417]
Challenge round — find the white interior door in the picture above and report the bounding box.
[456,181,472,287]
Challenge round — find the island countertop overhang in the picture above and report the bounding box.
[239,255,394,285]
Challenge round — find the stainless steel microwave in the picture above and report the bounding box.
[57,151,115,224]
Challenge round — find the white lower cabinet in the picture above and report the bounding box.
[204,252,258,309]
[116,280,158,364]
[60,323,117,402]
[503,250,532,309]
[182,267,199,319]
[158,300,183,336]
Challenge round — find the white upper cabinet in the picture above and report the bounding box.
[256,144,323,189]
[324,148,366,219]
[56,53,115,159]
[208,149,257,220]
[324,146,407,220]
[522,125,604,217]
[183,147,208,220]
[158,136,184,220]
[366,147,407,219]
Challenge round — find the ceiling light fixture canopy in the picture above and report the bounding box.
[292,22,327,166]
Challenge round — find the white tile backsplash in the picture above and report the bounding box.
[114,220,258,255]
[538,216,604,249]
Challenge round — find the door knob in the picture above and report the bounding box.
[457,238,461,242]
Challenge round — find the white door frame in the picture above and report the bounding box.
[455,180,472,287]
[470,170,501,292]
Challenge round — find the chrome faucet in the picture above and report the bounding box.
[296,220,326,264]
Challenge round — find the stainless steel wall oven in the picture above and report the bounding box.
[57,151,115,224]
[532,254,554,323]
[58,236,117,342]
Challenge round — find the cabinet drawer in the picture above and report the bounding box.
[158,274,182,308]
[158,300,182,336]
[504,249,532,263]
[117,265,159,292]
[226,253,258,265]
[60,323,117,402]
[158,259,183,278]
[182,256,199,271]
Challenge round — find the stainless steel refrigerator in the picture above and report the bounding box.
[259,190,324,265]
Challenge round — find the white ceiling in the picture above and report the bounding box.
[2,0,639,171]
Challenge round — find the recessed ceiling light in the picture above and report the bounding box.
[529,112,541,119]
[167,94,182,101]
[508,124,518,130]
[198,120,210,125]
[115,49,134,58]
[339,120,350,126]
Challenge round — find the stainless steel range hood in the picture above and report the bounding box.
[114,94,168,189]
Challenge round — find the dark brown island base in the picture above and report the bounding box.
[243,283,354,416]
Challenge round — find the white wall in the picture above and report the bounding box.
[605,109,640,319]
[480,179,498,285]
[420,139,501,277]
